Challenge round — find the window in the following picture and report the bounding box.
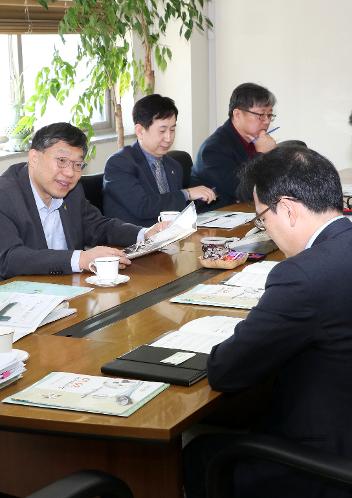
[0,33,114,138]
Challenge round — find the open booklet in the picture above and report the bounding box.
[124,202,197,259]
[3,371,168,417]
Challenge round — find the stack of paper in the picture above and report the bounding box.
[151,316,243,354]
[0,350,26,389]
[197,211,255,229]
[224,261,279,289]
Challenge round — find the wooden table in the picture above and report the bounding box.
[0,203,282,497]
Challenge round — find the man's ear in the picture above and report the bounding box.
[135,123,145,140]
[281,198,298,227]
[28,149,38,169]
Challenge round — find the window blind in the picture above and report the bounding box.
[0,0,71,34]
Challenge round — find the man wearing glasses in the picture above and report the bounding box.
[184,146,352,498]
[190,82,277,209]
[0,122,164,279]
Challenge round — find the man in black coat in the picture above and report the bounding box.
[191,82,277,209]
[184,146,352,498]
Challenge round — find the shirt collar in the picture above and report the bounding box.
[29,177,63,212]
[138,142,163,167]
[305,215,344,249]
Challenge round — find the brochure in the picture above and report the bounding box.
[3,371,169,417]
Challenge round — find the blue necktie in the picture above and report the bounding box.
[153,159,169,194]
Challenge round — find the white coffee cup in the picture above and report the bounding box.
[0,327,14,353]
[158,211,180,222]
[88,256,120,282]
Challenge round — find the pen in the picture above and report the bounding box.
[251,126,280,144]
[0,302,17,321]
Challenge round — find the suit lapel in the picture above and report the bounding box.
[59,201,75,249]
[132,142,160,193]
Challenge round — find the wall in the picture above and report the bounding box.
[212,0,352,170]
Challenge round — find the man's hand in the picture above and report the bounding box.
[145,221,170,239]
[253,130,277,153]
[187,186,217,204]
[79,246,131,271]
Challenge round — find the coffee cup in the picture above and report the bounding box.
[88,256,120,282]
[0,327,14,353]
[158,211,180,223]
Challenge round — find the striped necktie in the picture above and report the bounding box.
[153,159,169,194]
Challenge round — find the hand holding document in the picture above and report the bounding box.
[124,202,197,259]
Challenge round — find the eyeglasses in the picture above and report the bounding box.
[55,157,87,172]
[252,197,299,230]
[238,108,276,122]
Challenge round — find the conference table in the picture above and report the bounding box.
[0,203,282,498]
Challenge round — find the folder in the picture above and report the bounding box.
[101,345,208,386]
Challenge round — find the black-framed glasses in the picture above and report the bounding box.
[55,157,87,172]
[238,108,276,122]
[252,197,299,230]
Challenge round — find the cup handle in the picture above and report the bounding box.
[158,215,162,222]
[88,262,97,274]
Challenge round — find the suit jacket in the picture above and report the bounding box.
[103,141,186,226]
[191,119,253,209]
[0,163,141,279]
[208,217,352,497]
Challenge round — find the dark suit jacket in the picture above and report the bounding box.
[208,217,352,497]
[103,141,187,226]
[0,163,141,279]
[191,119,253,209]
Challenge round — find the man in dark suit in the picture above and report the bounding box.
[184,146,352,497]
[0,122,165,279]
[191,82,277,209]
[103,94,216,226]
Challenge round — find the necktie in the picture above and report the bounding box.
[153,159,169,194]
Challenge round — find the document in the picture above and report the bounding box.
[3,371,168,417]
[170,283,263,310]
[0,292,71,341]
[151,315,243,354]
[0,281,93,299]
[228,231,277,255]
[197,210,255,229]
[224,261,279,290]
[124,202,197,259]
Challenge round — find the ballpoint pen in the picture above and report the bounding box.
[251,126,280,144]
[0,302,17,321]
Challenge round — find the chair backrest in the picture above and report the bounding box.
[167,149,193,188]
[206,433,352,498]
[80,173,104,213]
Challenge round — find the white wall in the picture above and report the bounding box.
[212,0,352,170]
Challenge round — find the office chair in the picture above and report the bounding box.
[277,140,307,148]
[206,433,352,498]
[167,150,193,188]
[1,470,133,498]
[80,173,104,213]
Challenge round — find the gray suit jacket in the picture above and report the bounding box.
[0,163,141,279]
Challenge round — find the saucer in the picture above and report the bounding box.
[85,275,130,287]
[13,349,30,362]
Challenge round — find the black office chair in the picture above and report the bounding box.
[80,173,104,213]
[167,149,193,188]
[19,470,133,498]
[277,140,307,148]
[206,434,352,498]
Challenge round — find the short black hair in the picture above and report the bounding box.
[132,94,178,129]
[31,122,88,157]
[228,82,276,118]
[241,146,343,213]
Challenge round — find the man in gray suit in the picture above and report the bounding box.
[0,122,164,279]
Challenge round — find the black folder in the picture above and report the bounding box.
[101,345,208,386]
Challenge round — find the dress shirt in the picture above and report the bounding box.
[140,145,189,200]
[30,180,81,272]
[305,215,344,249]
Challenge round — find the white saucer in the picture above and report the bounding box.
[85,275,130,287]
[13,349,30,362]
